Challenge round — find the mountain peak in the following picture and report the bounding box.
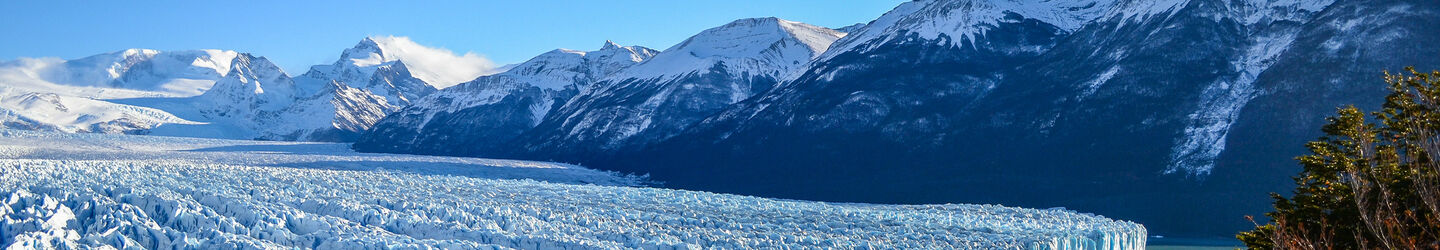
[116,48,162,59]
[833,23,866,33]
[223,54,289,87]
[311,36,497,88]
[823,0,1114,60]
[200,53,295,112]
[662,17,835,60]
[609,17,842,81]
[729,17,782,25]
[356,37,380,48]
[479,42,654,91]
[601,40,623,51]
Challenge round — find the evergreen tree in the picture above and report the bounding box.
[1240,67,1440,249]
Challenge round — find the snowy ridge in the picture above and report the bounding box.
[392,42,657,133]
[0,58,168,100]
[517,18,846,151]
[0,130,1144,249]
[0,51,230,134]
[179,53,401,142]
[833,23,867,33]
[1103,0,1337,26]
[1102,0,1189,24]
[38,49,240,96]
[0,87,199,134]
[197,54,297,117]
[823,0,1113,61]
[296,37,442,107]
[0,48,255,134]
[480,41,657,92]
[611,17,843,82]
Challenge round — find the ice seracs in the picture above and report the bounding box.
[0,130,1146,249]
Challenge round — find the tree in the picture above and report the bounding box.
[1239,67,1440,249]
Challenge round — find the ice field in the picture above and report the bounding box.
[0,130,1145,249]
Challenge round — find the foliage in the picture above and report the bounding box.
[1240,67,1440,249]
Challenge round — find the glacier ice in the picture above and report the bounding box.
[0,130,1145,249]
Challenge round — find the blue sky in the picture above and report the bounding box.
[0,0,904,73]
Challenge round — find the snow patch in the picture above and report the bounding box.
[1167,29,1299,176]
[1079,66,1120,101]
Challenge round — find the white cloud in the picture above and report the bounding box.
[361,36,499,88]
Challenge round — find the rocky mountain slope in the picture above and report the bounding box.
[508,18,846,156]
[593,0,1438,238]
[352,0,1438,238]
[355,41,658,156]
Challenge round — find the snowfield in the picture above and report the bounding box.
[0,130,1145,249]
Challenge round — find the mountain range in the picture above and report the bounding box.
[0,36,493,141]
[2,0,1436,239]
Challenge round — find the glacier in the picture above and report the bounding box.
[0,130,1145,249]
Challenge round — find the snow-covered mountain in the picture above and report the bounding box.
[300,36,497,88]
[198,36,503,142]
[36,49,241,96]
[153,52,392,142]
[292,36,496,107]
[196,54,297,117]
[355,18,844,157]
[355,41,658,156]
[0,89,196,134]
[3,0,1432,239]
[506,17,846,155]
[598,0,1436,238]
[0,36,491,142]
[0,49,241,134]
[832,23,866,33]
[350,0,1438,238]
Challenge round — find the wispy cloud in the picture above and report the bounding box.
[363,36,500,88]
